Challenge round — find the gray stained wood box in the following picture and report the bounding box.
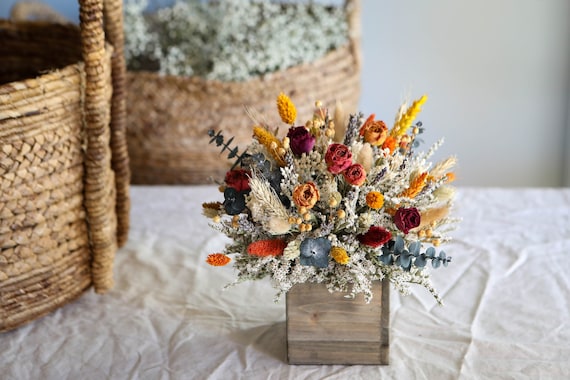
[286,280,390,365]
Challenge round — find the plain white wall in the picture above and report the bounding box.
[2,0,569,186]
[359,0,570,187]
[566,98,570,186]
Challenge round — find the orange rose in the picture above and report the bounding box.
[359,115,388,146]
[360,120,388,146]
[293,182,320,209]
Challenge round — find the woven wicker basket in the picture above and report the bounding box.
[126,0,362,184]
[0,0,130,332]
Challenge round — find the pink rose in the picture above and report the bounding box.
[343,163,367,186]
[393,207,421,234]
[325,143,352,174]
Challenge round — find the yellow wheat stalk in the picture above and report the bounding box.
[253,125,286,166]
[391,94,427,137]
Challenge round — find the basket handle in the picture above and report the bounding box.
[345,0,361,70]
[79,0,129,293]
[102,0,130,249]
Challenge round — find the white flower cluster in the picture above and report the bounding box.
[124,0,348,81]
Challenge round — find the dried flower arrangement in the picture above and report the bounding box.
[123,0,348,81]
[202,93,459,303]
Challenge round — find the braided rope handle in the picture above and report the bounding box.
[101,0,130,249]
[79,0,129,293]
[345,0,361,70]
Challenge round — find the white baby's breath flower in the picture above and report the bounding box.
[283,240,301,260]
[357,212,374,231]
[124,0,348,81]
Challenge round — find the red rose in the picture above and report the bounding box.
[343,163,367,186]
[325,143,353,174]
[357,226,392,248]
[225,169,251,192]
[393,207,421,234]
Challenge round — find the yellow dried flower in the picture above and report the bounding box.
[331,246,349,265]
[391,95,427,137]
[277,92,297,125]
[365,191,384,209]
[253,125,286,166]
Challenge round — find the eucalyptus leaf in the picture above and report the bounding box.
[432,258,441,269]
[394,236,405,253]
[415,255,427,268]
[400,252,412,268]
[409,241,421,256]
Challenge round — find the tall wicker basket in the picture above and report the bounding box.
[126,0,362,184]
[0,0,130,332]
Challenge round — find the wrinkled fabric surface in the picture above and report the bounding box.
[1,186,569,379]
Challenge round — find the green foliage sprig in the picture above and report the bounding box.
[208,129,249,169]
[378,236,452,271]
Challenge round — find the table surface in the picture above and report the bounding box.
[1,186,569,380]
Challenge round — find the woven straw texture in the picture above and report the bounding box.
[0,0,130,332]
[126,0,362,184]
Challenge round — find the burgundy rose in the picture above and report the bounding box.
[287,126,316,156]
[393,207,421,234]
[325,143,353,174]
[225,169,251,192]
[357,226,392,248]
[343,163,367,186]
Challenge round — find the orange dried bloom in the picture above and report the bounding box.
[400,172,428,199]
[382,136,397,154]
[359,113,376,133]
[277,92,297,125]
[366,191,384,209]
[292,182,320,209]
[445,172,456,183]
[359,114,388,146]
[247,239,287,257]
[206,253,231,266]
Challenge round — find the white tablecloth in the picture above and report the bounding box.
[1,186,569,379]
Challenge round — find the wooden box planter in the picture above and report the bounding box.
[286,280,390,365]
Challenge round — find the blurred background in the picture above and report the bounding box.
[1,0,569,187]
